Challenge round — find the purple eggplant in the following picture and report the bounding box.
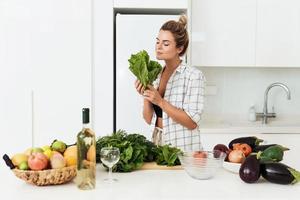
[239,154,261,183]
[229,136,263,149]
[261,162,300,184]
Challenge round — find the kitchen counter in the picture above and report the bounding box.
[1,163,300,200]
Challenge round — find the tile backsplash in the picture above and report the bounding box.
[198,67,300,122]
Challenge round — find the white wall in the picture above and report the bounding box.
[0,0,92,154]
[200,67,300,123]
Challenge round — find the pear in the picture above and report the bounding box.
[51,140,67,153]
[50,152,66,169]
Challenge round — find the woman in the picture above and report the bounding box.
[135,15,205,151]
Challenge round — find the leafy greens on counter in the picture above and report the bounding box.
[96,130,181,172]
[128,50,162,87]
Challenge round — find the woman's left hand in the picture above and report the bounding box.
[143,85,163,107]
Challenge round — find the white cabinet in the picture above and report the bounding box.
[191,0,256,67]
[113,0,188,9]
[0,0,92,151]
[256,0,300,67]
[192,0,300,67]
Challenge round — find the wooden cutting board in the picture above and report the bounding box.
[140,162,183,170]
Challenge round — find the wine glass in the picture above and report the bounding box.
[100,147,120,183]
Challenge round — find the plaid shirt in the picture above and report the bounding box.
[151,63,205,151]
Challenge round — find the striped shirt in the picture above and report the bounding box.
[150,63,205,151]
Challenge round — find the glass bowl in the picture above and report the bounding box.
[178,150,226,180]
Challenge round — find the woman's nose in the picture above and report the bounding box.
[156,43,162,49]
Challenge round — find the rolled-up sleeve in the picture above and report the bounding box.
[183,72,205,125]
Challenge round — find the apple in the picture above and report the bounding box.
[28,152,48,170]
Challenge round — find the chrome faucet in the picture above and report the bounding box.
[256,82,291,124]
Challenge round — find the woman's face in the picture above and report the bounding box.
[155,30,182,61]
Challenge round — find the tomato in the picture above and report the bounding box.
[232,143,252,157]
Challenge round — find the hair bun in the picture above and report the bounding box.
[178,15,187,28]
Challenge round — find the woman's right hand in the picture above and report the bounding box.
[135,80,145,95]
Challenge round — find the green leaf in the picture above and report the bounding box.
[124,145,133,163]
[128,50,162,87]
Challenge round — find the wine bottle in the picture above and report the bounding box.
[76,108,96,190]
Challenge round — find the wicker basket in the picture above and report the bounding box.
[13,166,76,186]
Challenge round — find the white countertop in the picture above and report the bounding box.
[1,163,300,200]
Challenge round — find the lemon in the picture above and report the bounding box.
[43,149,53,159]
[11,153,28,167]
[42,145,51,152]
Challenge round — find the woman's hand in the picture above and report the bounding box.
[143,85,164,107]
[134,80,145,95]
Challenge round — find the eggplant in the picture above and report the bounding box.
[239,154,261,183]
[253,144,277,152]
[257,145,289,162]
[261,162,300,184]
[229,136,263,149]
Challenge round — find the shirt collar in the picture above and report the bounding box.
[175,62,186,74]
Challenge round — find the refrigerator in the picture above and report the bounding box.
[115,14,180,140]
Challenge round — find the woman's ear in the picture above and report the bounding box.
[177,46,184,55]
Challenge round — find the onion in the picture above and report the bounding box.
[228,150,245,163]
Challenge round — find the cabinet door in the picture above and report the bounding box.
[256,0,300,67]
[31,0,92,146]
[191,0,256,67]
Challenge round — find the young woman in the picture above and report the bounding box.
[135,15,205,151]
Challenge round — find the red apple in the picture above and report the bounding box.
[28,152,48,170]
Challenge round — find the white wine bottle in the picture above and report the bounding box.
[76,108,96,190]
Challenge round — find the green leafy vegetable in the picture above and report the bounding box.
[96,130,154,172]
[96,130,182,172]
[155,145,182,166]
[128,50,162,87]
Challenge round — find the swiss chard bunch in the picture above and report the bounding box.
[128,50,162,88]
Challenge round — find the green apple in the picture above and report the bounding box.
[19,161,29,170]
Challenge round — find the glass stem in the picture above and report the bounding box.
[108,167,113,182]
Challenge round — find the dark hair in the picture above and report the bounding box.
[160,15,189,56]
